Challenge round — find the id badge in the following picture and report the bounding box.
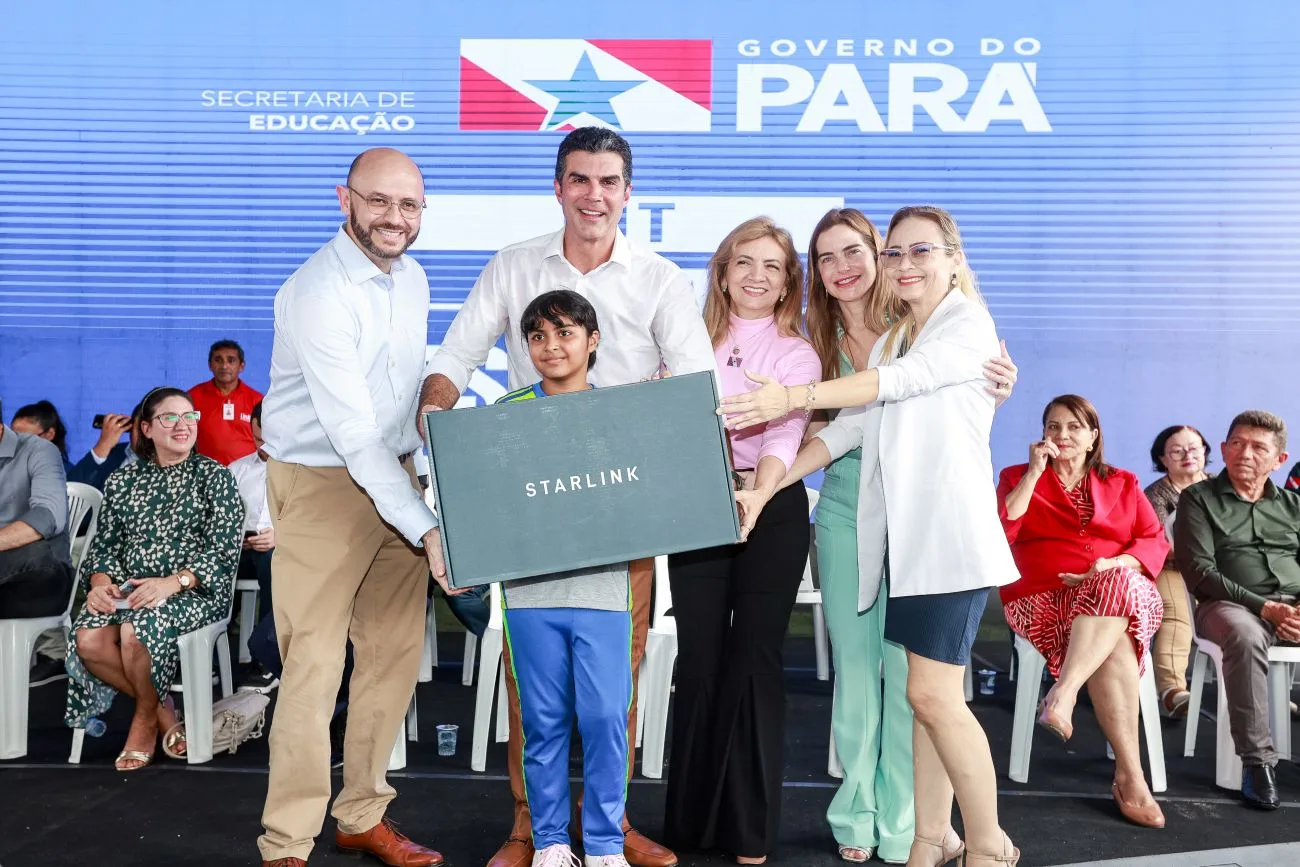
[223,401,235,421]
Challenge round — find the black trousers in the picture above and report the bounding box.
[0,537,74,619]
[663,482,809,858]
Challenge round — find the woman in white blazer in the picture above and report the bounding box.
[723,206,1020,867]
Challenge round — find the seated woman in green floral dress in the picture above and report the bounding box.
[65,386,243,771]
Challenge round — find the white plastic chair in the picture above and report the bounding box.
[796,488,829,681]
[1182,593,1299,789]
[235,578,259,664]
[0,484,101,760]
[639,555,677,778]
[1008,633,1166,792]
[470,583,509,772]
[418,602,439,683]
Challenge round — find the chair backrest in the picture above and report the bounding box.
[1163,510,1176,548]
[66,482,103,569]
[487,582,503,630]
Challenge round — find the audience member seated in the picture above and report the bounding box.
[996,394,1169,829]
[1143,425,1213,719]
[9,400,71,472]
[228,401,278,691]
[67,406,140,491]
[0,397,75,687]
[64,386,243,771]
[188,339,263,466]
[1175,409,1300,810]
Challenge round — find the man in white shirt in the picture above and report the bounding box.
[420,127,714,867]
[256,147,447,867]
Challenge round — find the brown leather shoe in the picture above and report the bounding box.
[487,836,534,867]
[624,825,678,867]
[262,860,306,867]
[335,817,444,866]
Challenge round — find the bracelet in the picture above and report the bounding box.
[802,381,817,416]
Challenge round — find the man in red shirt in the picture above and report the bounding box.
[189,339,263,465]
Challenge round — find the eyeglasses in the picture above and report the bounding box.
[347,186,425,220]
[878,242,956,268]
[1166,446,1204,459]
[152,411,201,428]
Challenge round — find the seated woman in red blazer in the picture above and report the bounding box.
[997,394,1169,830]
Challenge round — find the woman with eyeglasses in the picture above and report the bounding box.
[803,208,1017,865]
[996,395,1169,830]
[723,206,1021,867]
[64,386,243,771]
[1143,425,1213,718]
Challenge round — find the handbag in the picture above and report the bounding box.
[161,690,270,759]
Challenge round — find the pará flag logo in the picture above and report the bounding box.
[460,39,712,132]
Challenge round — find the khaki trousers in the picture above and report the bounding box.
[1152,566,1194,694]
[257,460,429,862]
[501,557,653,839]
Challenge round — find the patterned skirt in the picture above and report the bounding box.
[1003,566,1164,678]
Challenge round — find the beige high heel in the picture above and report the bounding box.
[912,827,965,866]
[963,831,1020,866]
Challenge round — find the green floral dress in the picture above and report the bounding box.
[64,452,243,728]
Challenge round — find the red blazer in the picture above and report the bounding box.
[996,463,1169,603]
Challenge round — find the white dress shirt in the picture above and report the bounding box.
[428,229,716,391]
[816,290,1019,611]
[262,227,437,546]
[228,451,271,533]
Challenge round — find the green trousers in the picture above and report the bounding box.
[817,455,914,861]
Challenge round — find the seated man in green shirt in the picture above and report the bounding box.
[1175,409,1300,811]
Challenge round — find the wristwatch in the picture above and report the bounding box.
[175,572,194,591]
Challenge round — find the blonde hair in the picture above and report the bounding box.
[703,217,806,347]
[804,208,904,382]
[880,205,984,359]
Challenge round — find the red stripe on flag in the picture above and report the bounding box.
[588,39,712,110]
[459,56,549,131]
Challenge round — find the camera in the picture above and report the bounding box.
[92,414,106,429]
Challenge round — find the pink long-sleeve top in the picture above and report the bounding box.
[716,313,822,472]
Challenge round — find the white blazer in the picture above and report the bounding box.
[816,290,1019,612]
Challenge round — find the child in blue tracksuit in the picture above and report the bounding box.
[497,289,633,867]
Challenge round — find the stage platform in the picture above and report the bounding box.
[3,617,1299,867]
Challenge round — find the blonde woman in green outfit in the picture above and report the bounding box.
[802,208,1018,864]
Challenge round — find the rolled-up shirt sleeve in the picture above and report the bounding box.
[876,311,993,403]
[756,346,822,473]
[426,254,510,394]
[652,270,717,377]
[286,292,438,546]
[20,440,68,538]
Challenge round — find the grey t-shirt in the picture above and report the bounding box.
[0,427,71,566]
[502,562,630,612]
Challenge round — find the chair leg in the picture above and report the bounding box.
[471,628,503,772]
[828,680,843,779]
[216,633,233,698]
[427,605,439,669]
[1211,655,1242,790]
[1184,649,1208,757]
[635,659,647,750]
[0,621,39,760]
[68,728,85,764]
[1138,663,1167,793]
[237,590,256,664]
[179,636,217,765]
[462,632,478,687]
[813,602,830,682]
[495,664,509,743]
[963,664,974,703]
[1008,641,1045,784]
[1268,661,1292,763]
[388,719,407,770]
[639,635,676,780]
[407,692,419,742]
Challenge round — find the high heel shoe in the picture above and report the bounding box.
[1111,781,1166,829]
[1036,697,1073,742]
[912,827,964,866]
[963,831,1019,866]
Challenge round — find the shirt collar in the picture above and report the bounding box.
[542,229,632,273]
[1213,471,1280,501]
[331,226,406,286]
[0,426,15,460]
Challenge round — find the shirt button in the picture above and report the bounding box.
[1079,530,1086,537]
[1085,545,1094,552]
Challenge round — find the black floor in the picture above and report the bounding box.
[3,628,1300,867]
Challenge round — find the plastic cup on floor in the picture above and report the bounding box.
[978,669,997,696]
[436,724,458,756]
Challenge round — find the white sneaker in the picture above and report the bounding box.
[584,856,631,867]
[532,844,580,867]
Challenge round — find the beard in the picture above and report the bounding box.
[349,210,418,261]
